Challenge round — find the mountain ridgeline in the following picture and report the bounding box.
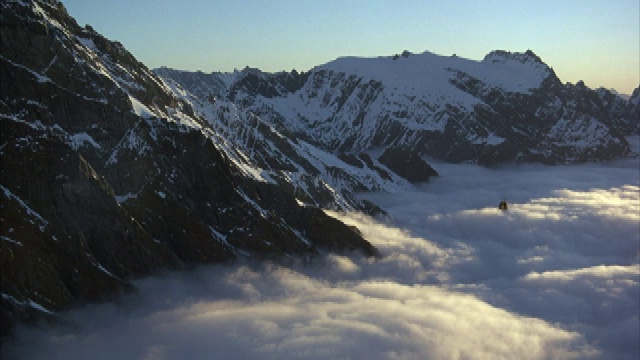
[1,0,638,337]
[157,50,638,167]
[0,0,378,336]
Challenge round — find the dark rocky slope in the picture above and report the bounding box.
[0,0,376,337]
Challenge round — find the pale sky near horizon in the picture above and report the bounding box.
[61,0,639,94]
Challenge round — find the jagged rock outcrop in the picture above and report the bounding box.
[0,0,377,337]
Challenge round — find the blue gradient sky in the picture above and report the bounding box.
[61,0,639,94]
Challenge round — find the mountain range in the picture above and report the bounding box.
[1,0,638,337]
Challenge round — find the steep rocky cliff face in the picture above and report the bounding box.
[156,66,437,211]
[0,0,376,336]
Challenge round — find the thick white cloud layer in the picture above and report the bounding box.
[3,159,638,360]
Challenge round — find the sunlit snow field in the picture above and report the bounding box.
[3,158,639,360]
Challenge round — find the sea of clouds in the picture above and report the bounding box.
[3,158,639,360]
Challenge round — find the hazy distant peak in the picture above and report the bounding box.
[315,48,553,98]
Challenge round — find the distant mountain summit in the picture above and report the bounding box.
[158,48,638,167]
[1,0,638,338]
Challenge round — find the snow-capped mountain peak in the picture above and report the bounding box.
[2,0,638,339]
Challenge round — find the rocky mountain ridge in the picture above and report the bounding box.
[1,0,377,337]
[157,50,638,169]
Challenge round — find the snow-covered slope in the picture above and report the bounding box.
[320,50,550,101]
[159,50,638,168]
[158,73,436,211]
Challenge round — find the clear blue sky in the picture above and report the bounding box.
[61,0,639,94]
